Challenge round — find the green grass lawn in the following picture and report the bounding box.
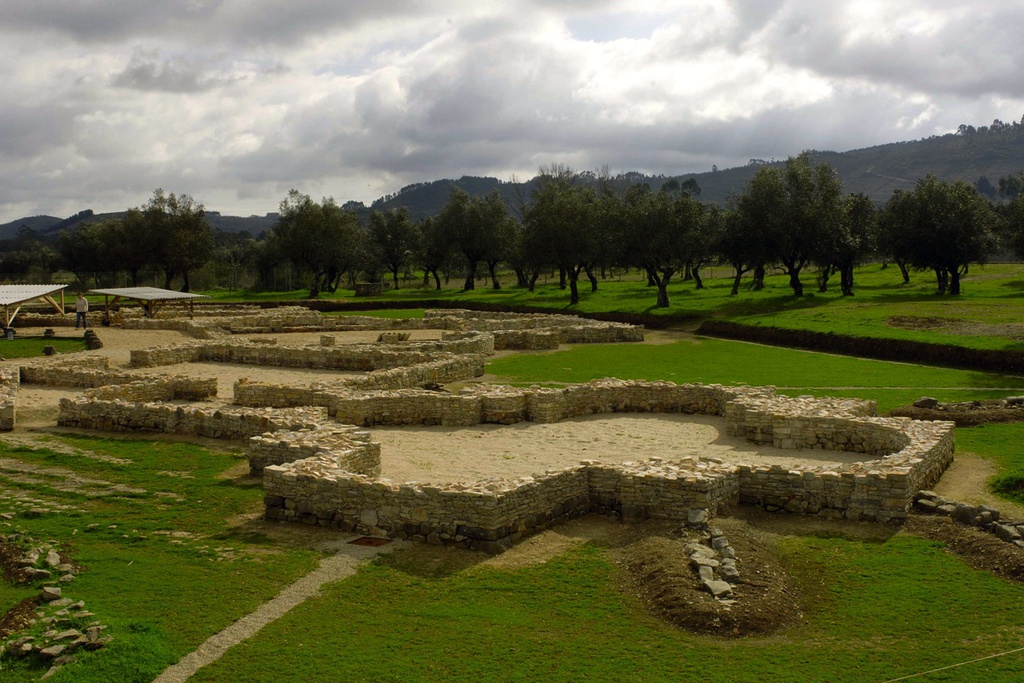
[0,436,321,682]
[0,336,87,359]
[202,261,1024,353]
[485,336,1024,412]
[188,538,1024,683]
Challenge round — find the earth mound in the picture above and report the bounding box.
[620,523,803,637]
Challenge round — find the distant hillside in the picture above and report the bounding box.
[375,123,1024,214]
[0,210,281,241]
[7,122,1024,237]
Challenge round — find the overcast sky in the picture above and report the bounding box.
[2,0,1023,222]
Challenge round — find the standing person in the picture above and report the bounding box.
[75,293,89,330]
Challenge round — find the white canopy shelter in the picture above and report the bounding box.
[0,284,68,328]
[89,287,209,319]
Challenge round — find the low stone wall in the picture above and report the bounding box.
[57,398,325,441]
[425,309,645,345]
[0,367,20,431]
[122,306,324,336]
[129,334,494,370]
[85,376,217,403]
[324,314,465,332]
[491,330,560,350]
[262,381,956,548]
[263,460,594,552]
[319,380,773,428]
[19,356,119,388]
[14,311,105,328]
[335,354,487,392]
[248,425,381,476]
[587,458,739,522]
[914,491,1024,549]
[233,355,487,411]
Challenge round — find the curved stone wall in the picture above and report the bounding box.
[262,381,955,549]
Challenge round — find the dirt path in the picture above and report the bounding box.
[932,452,1024,519]
[153,537,399,683]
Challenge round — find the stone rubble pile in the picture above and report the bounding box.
[914,491,1024,549]
[0,533,110,678]
[684,511,741,599]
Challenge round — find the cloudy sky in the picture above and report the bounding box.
[2,0,1023,222]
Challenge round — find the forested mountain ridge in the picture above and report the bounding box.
[0,210,280,241]
[5,120,1023,238]
[373,122,1024,216]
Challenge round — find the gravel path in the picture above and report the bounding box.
[153,538,398,683]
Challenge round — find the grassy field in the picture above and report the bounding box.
[0,436,321,682]
[204,262,1024,352]
[0,336,87,359]
[4,311,1024,681]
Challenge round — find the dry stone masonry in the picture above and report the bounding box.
[261,380,955,551]
[0,366,20,431]
[914,490,1024,550]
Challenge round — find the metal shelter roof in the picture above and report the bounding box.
[88,287,209,302]
[0,284,68,328]
[0,284,68,306]
[89,287,208,319]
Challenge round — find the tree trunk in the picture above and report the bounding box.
[585,264,598,292]
[786,265,804,296]
[840,265,855,296]
[896,259,910,284]
[947,266,961,295]
[559,267,567,290]
[528,269,540,292]
[487,261,501,289]
[514,267,528,288]
[568,264,584,305]
[816,266,829,292]
[752,264,765,291]
[180,270,191,293]
[692,264,704,290]
[392,269,400,290]
[934,267,947,294]
[463,261,477,291]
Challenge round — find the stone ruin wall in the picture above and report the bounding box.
[248,425,381,476]
[128,333,494,370]
[0,367,19,431]
[262,381,956,548]
[57,392,327,441]
[280,379,771,428]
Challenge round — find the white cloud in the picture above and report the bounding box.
[1,0,1023,221]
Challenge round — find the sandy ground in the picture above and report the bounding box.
[3,325,878,485]
[370,413,869,484]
